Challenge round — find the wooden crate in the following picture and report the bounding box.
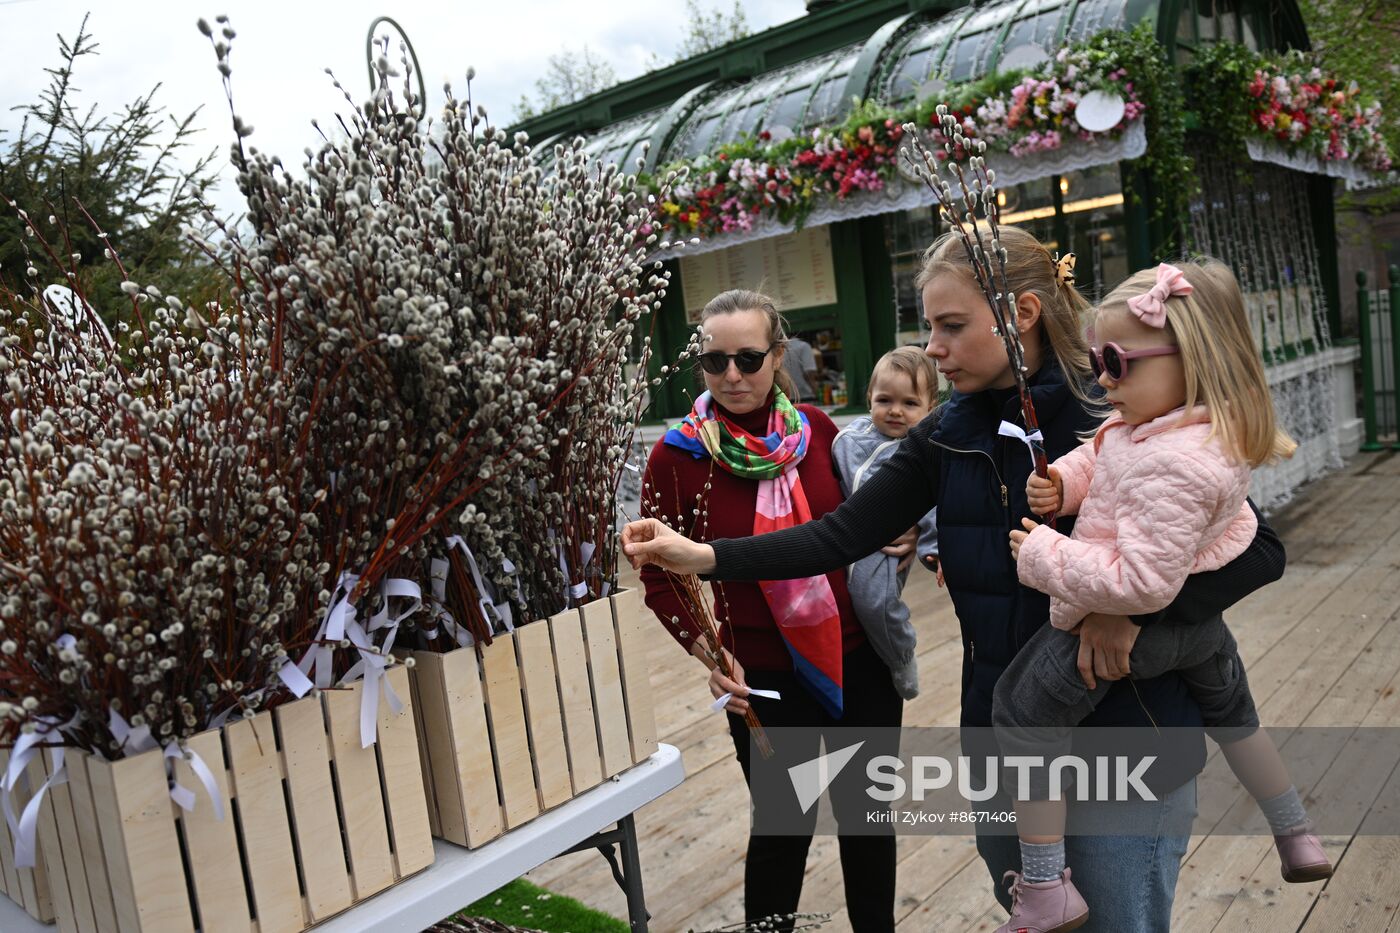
[30,665,433,933]
[409,587,660,848]
[0,748,57,924]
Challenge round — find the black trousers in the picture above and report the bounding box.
[727,642,905,933]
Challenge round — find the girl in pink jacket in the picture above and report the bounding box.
[993,260,1330,932]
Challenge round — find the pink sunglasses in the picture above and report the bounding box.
[1089,342,1179,381]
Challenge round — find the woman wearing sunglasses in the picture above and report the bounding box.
[625,231,1289,933]
[637,288,913,932]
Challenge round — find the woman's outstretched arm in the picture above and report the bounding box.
[624,415,941,581]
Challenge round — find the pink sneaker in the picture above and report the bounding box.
[994,868,1089,933]
[1275,824,1333,883]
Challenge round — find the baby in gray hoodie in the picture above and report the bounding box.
[832,347,941,699]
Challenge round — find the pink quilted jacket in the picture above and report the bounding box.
[1017,406,1257,631]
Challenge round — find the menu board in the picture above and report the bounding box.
[680,226,838,322]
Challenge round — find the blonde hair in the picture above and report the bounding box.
[1098,259,1295,467]
[914,226,1097,402]
[699,289,797,400]
[869,345,939,407]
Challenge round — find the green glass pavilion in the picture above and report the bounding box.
[514,0,1359,507]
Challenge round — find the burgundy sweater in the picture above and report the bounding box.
[639,399,866,672]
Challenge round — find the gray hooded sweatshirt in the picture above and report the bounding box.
[831,415,939,700]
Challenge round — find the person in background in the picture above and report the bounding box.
[783,333,820,403]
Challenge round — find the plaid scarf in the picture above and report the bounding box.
[664,389,844,716]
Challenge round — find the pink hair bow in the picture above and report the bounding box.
[1127,263,1193,328]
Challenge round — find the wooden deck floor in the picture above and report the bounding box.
[526,450,1400,932]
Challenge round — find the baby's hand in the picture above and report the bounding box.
[1008,517,1037,560]
[1026,466,1063,516]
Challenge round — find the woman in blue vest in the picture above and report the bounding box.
[622,226,1285,932]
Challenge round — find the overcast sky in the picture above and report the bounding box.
[0,0,807,220]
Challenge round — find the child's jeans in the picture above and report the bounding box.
[991,615,1259,799]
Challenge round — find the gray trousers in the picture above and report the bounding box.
[991,615,1259,798]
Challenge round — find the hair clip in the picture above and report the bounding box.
[1054,252,1076,288]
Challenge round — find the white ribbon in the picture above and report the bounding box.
[428,539,526,648]
[1,717,69,869]
[279,572,359,697]
[276,571,417,746]
[108,709,225,823]
[557,539,596,607]
[571,542,596,602]
[339,577,419,748]
[998,420,1045,470]
[162,743,226,822]
[710,688,782,713]
[3,639,86,866]
[500,556,525,618]
[425,556,456,644]
[446,536,516,635]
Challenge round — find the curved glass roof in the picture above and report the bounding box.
[577,105,668,172]
[878,0,1136,106]
[561,0,1286,170]
[666,43,864,160]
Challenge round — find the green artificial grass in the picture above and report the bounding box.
[456,878,629,933]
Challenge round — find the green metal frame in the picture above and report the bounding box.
[642,83,720,173]
[1359,270,1381,447]
[986,0,1037,72]
[800,47,859,129]
[365,17,427,109]
[932,6,981,76]
[843,12,918,104]
[1390,265,1400,450]
[1056,0,1083,43]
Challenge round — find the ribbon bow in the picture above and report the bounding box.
[279,572,420,747]
[1126,263,1193,329]
[106,709,227,824]
[998,420,1045,469]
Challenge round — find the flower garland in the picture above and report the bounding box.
[643,25,1392,245]
[1188,44,1392,173]
[938,44,1147,158]
[656,102,907,236]
[648,28,1159,240]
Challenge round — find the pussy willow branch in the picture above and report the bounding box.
[901,114,1054,524]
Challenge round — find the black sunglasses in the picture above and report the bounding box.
[698,344,777,376]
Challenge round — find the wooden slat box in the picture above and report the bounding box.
[408,586,659,849]
[31,665,433,933]
[0,748,57,924]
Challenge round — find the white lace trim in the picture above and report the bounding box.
[651,121,1147,260]
[1244,137,1380,185]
